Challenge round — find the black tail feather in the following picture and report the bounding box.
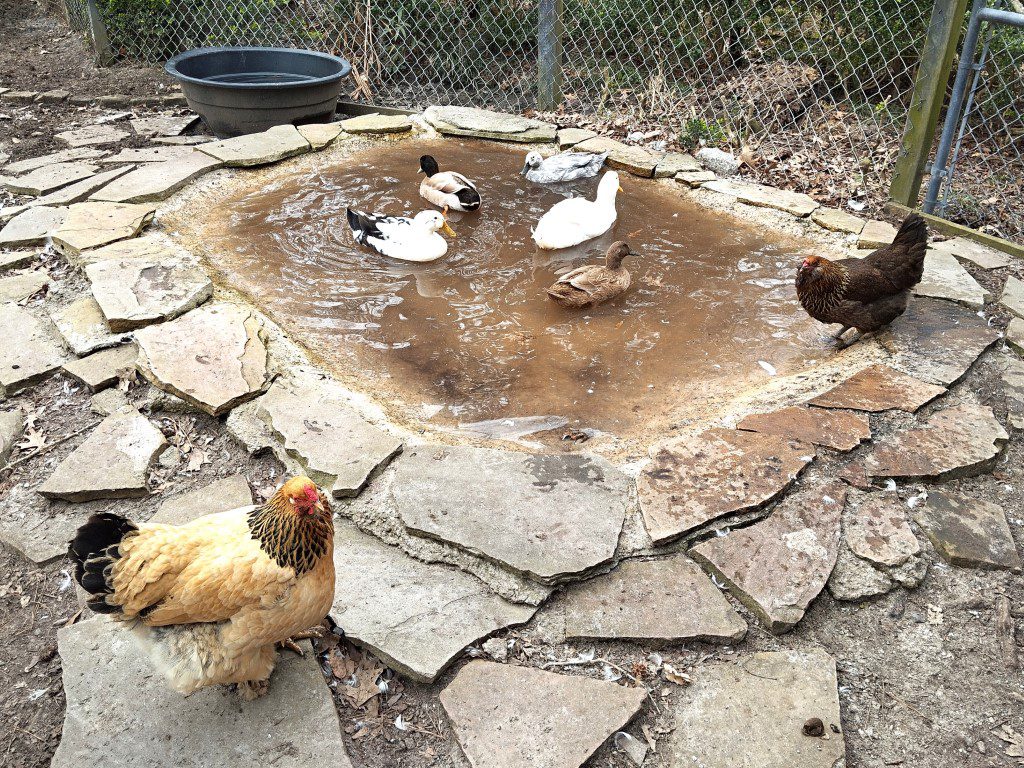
[456,187,481,210]
[893,212,928,249]
[346,207,381,243]
[69,513,137,613]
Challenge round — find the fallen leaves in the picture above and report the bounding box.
[996,724,1024,760]
[16,428,47,453]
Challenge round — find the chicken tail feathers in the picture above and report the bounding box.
[864,212,928,292]
[68,512,137,614]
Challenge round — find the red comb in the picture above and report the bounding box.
[303,485,318,502]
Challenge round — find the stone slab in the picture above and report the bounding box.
[91,388,130,416]
[61,343,138,392]
[696,147,741,176]
[827,544,893,601]
[736,405,870,451]
[669,649,844,768]
[0,269,50,302]
[573,135,659,177]
[858,219,897,248]
[0,250,36,272]
[638,428,814,544]
[914,248,987,309]
[198,124,311,167]
[149,474,254,525]
[0,303,69,397]
[85,255,213,330]
[49,297,130,356]
[152,135,215,146]
[15,165,136,209]
[332,520,535,682]
[1008,317,1024,356]
[36,89,70,103]
[3,148,107,174]
[39,406,166,501]
[845,493,920,567]
[1000,275,1024,320]
[97,144,201,164]
[0,206,68,247]
[809,364,947,413]
[1002,356,1024,429]
[56,124,130,147]
[561,555,747,643]
[915,491,1021,570]
[53,616,351,768]
[135,303,270,416]
[129,114,200,137]
[703,179,818,217]
[393,446,629,584]
[337,113,412,134]
[0,91,36,103]
[70,234,188,267]
[929,236,1011,270]
[690,483,845,633]
[256,377,402,498]
[51,201,157,256]
[859,403,1008,482]
[1,162,99,196]
[441,660,646,768]
[0,407,24,465]
[812,206,866,234]
[676,169,717,187]
[0,484,103,564]
[653,152,701,178]
[296,122,345,149]
[557,127,597,149]
[423,105,556,143]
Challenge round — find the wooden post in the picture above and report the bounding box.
[537,0,564,111]
[85,0,116,67]
[889,0,971,206]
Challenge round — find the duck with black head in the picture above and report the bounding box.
[418,154,482,213]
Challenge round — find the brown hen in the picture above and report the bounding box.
[796,213,928,347]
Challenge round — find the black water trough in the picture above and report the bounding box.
[165,47,351,138]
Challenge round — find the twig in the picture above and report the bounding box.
[541,657,661,714]
[885,689,934,726]
[995,596,1018,671]
[0,421,99,474]
[13,725,43,744]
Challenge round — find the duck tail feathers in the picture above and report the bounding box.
[347,208,381,243]
[455,188,481,211]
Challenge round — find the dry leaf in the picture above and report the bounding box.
[996,724,1024,758]
[343,655,384,707]
[17,428,47,452]
[662,663,692,686]
[186,448,209,473]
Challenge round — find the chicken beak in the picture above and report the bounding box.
[314,499,326,514]
[441,220,457,238]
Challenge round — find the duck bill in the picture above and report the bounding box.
[520,163,529,177]
[441,221,457,238]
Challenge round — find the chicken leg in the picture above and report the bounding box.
[277,625,326,657]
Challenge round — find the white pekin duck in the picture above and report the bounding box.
[418,154,481,212]
[347,208,455,263]
[532,171,621,250]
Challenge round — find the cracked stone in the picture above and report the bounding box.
[0,206,68,247]
[53,616,351,768]
[3,148,107,174]
[0,407,24,464]
[86,255,213,330]
[858,219,896,248]
[61,343,138,392]
[49,296,131,356]
[198,124,311,167]
[736,405,870,451]
[296,122,345,149]
[808,364,946,412]
[812,207,865,234]
[845,493,921,567]
[1001,356,1024,429]
[690,483,845,633]
[0,485,107,563]
[929,236,1011,269]
[394,446,629,584]
[1,162,99,196]
[914,491,1021,571]
[423,105,556,143]
[13,166,136,210]
[827,544,893,601]
[56,124,130,147]
[703,179,818,217]
[0,250,36,272]
[0,303,70,396]
[135,303,270,416]
[338,113,412,134]
[1000,275,1024,320]
[857,403,1008,482]
[560,555,747,643]
[149,474,253,525]
[70,234,186,267]
[0,269,50,302]
[99,146,199,164]
[886,298,1000,385]
[332,520,535,682]
[914,248,988,309]
[441,660,646,768]
[669,649,845,768]
[90,153,222,204]
[573,135,659,177]
[129,114,199,137]
[38,406,166,501]
[91,388,129,416]
[557,127,597,149]
[638,428,814,545]
[654,152,701,178]
[51,201,157,256]
[676,169,716,187]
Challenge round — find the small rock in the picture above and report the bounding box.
[51,201,157,256]
[914,491,1021,570]
[0,206,68,247]
[827,544,893,601]
[557,127,597,149]
[296,122,345,149]
[573,135,659,177]
[157,446,180,469]
[695,147,740,176]
[85,255,213,330]
[999,275,1024,320]
[338,113,413,134]
[90,388,129,416]
[614,732,648,766]
[858,220,897,249]
[481,637,508,662]
[654,152,700,178]
[0,269,50,302]
[49,296,130,356]
[0,303,70,396]
[845,493,921,567]
[423,105,556,143]
[803,717,825,737]
[1001,356,1024,429]
[809,364,946,413]
[149,474,253,525]
[703,179,818,217]
[736,406,870,451]
[61,343,138,392]
[36,90,70,103]
[675,169,716,187]
[0,408,25,465]
[56,124,130,147]
[812,207,866,234]
[1,162,99,196]
[198,124,311,167]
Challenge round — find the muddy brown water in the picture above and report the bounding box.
[191,138,830,440]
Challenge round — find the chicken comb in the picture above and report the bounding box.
[303,484,319,502]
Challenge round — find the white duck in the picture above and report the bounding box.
[532,171,621,250]
[419,154,481,212]
[347,208,455,263]
[521,150,608,184]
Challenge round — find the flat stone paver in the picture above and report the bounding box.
[654,151,701,178]
[51,201,157,256]
[0,303,69,396]
[0,206,68,247]
[914,248,987,309]
[0,484,104,563]
[0,269,50,302]
[135,303,270,416]
[690,483,845,633]
[887,298,1000,385]
[808,364,947,412]
[858,219,897,248]
[394,446,629,584]
[1,162,99,196]
[827,544,893,601]
[90,153,222,204]
[696,147,741,176]
[561,555,747,643]
[198,124,311,167]
[858,403,1008,482]
[703,179,818,217]
[39,406,166,501]
[257,377,403,497]
[845,493,921,567]
[15,165,136,209]
[149,474,254,525]
[99,146,199,164]
[1002,357,1024,429]
[70,234,187,267]
[557,127,597,149]
[573,136,659,177]
[91,388,129,416]
[85,255,213,330]
[1000,275,1024,320]
[61,343,138,392]
[638,428,814,544]
[440,660,646,768]
[1008,317,1024,356]
[296,122,345,149]
[0,407,24,464]
[56,124,130,147]
[3,147,107,174]
[423,105,556,143]
[49,297,130,356]
[153,135,214,146]
[812,206,866,234]
[53,616,351,768]
[914,491,1021,570]
[333,520,535,682]
[929,236,1011,269]
[669,649,844,768]
[736,405,870,451]
[676,169,717,187]
[0,250,36,272]
[129,114,199,137]
[338,113,412,134]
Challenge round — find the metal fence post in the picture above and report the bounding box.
[537,0,564,111]
[85,0,116,66]
[889,0,971,206]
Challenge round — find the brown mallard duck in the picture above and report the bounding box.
[546,241,635,309]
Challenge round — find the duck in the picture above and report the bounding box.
[546,241,635,309]
[418,155,481,212]
[532,171,621,250]
[346,208,455,263]
[521,150,608,184]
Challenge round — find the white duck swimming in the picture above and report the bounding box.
[532,171,621,250]
[419,154,481,212]
[521,150,608,184]
[347,208,455,263]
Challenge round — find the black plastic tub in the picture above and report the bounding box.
[165,47,351,138]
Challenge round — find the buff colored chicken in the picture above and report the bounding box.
[69,476,335,700]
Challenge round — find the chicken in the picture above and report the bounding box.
[546,241,635,309]
[795,213,928,347]
[68,476,335,700]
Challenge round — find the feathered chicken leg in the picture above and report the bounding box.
[277,625,327,656]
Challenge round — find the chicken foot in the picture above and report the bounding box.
[277,625,327,657]
[236,679,271,701]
